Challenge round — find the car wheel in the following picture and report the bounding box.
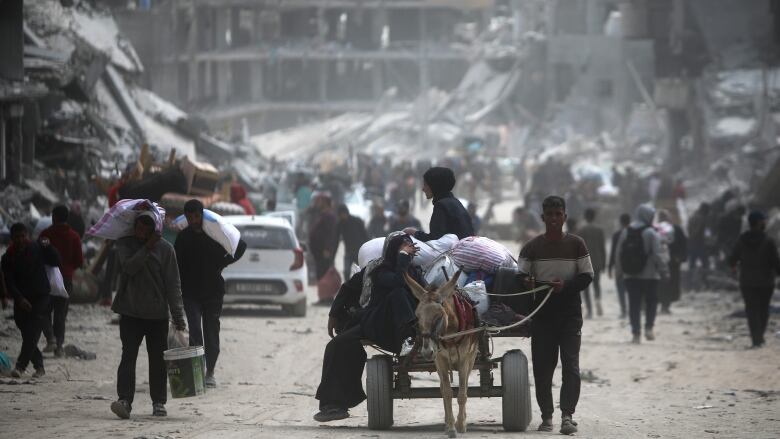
[283,299,307,317]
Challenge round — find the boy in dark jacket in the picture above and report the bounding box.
[406,167,474,241]
[111,212,187,419]
[175,200,246,388]
[728,211,780,348]
[40,205,84,356]
[2,223,60,378]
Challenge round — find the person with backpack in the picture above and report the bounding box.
[615,204,669,344]
[728,211,780,348]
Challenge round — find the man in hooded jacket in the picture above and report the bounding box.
[728,211,780,347]
[405,166,474,241]
[615,204,669,344]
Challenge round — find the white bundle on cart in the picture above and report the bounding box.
[449,236,517,273]
[171,209,241,256]
[357,234,459,270]
[87,199,166,240]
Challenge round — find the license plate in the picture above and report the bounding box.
[234,283,277,294]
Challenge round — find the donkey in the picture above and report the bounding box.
[404,271,479,438]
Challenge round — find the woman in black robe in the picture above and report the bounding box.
[314,233,424,422]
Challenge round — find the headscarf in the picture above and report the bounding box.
[359,231,410,308]
[423,167,456,197]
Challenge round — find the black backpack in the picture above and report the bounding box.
[620,226,649,275]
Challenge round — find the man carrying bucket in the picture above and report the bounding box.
[175,199,246,388]
[110,211,187,419]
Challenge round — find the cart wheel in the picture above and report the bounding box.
[366,354,393,430]
[501,349,532,432]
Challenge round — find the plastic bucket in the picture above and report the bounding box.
[164,346,206,398]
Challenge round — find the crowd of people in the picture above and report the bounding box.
[1,155,777,435]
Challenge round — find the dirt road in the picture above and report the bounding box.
[1,266,779,438]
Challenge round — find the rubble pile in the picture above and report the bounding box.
[1,1,258,230]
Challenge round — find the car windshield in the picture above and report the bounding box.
[237,226,294,250]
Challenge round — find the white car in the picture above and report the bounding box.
[221,215,308,316]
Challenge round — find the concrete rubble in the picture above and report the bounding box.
[1,1,252,231]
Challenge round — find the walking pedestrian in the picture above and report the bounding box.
[39,205,84,357]
[110,212,187,419]
[387,200,421,232]
[608,213,631,319]
[175,200,247,388]
[518,196,593,435]
[2,223,60,379]
[367,202,388,238]
[308,193,338,279]
[407,167,474,241]
[615,204,669,343]
[336,204,369,281]
[657,210,687,314]
[579,208,606,318]
[728,211,780,348]
[687,202,712,290]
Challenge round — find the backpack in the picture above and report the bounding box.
[620,226,649,275]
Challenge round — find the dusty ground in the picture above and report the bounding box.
[1,264,779,439]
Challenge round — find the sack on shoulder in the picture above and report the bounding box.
[620,226,649,275]
[46,266,69,298]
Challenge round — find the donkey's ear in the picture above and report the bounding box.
[439,269,461,301]
[404,272,428,302]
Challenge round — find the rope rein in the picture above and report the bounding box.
[438,285,553,341]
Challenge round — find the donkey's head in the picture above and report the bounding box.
[404,271,461,361]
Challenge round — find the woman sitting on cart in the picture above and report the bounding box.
[314,232,424,423]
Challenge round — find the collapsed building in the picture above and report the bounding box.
[0,0,255,228]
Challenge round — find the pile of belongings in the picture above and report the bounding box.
[357,234,517,318]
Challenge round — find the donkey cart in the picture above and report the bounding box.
[365,269,552,433]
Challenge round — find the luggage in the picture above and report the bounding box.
[171,209,241,256]
[87,199,166,240]
[357,234,459,270]
[450,236,515,273]
[317,267,342,301]
[118,167,187,202]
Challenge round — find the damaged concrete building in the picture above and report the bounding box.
[114,0,512,133]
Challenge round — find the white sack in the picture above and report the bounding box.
[172,209,241,256]
[461,280,488,316]
[46,266,68,298]
[87,199,166,240]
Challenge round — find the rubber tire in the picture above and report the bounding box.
[502,349,532,432]
[366,355,393,430]
[282,299,306,317]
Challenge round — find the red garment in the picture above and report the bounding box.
[108,183,122,207]
[39,223,83,280]
[453,293,475,332]
[230,183,255,215]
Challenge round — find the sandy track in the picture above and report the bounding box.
[1,274,780,438]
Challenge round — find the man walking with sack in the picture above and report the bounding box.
[175,200,246,388]
[615,204,669,343]
[40,205,84,357]
[110,212,187,419]
[2,223,60,379]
